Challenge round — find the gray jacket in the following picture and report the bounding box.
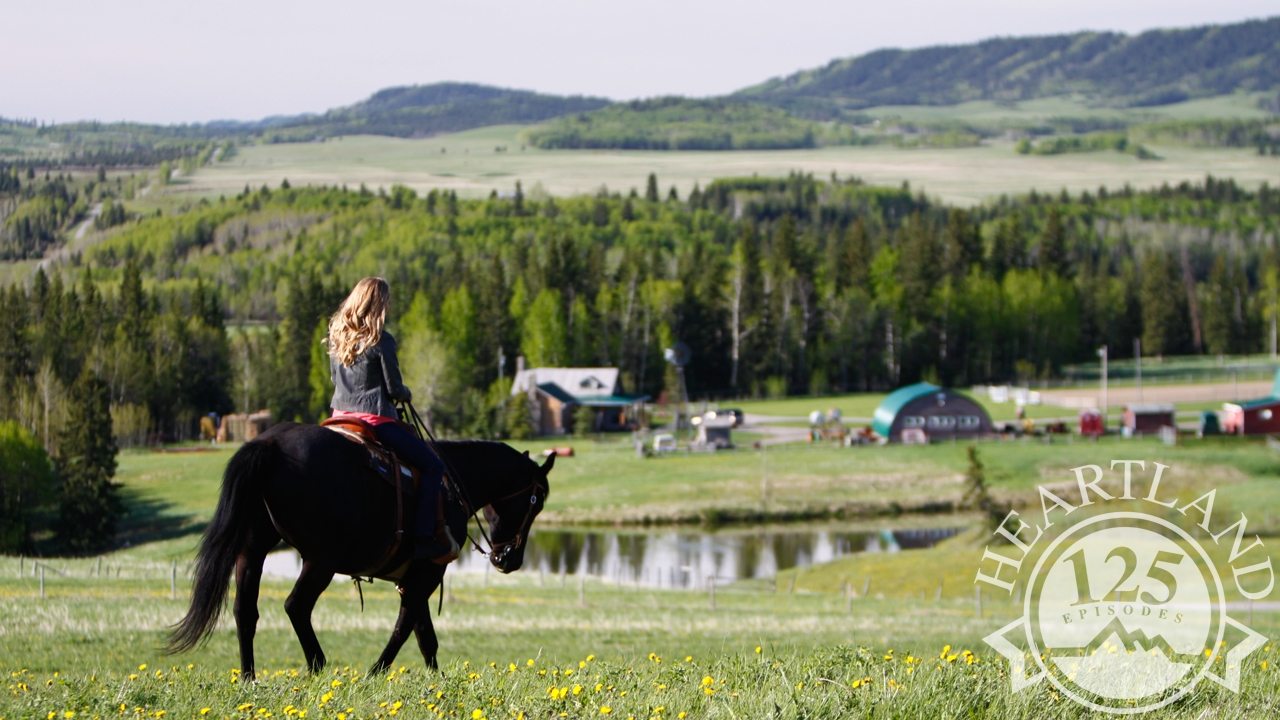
[329,330,412,419]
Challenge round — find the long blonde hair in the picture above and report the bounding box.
[327,277,390,367]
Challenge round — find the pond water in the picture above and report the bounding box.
[263,523,961,589]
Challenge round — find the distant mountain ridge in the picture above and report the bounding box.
[736,17,1279,117]
[3,16,1276,159]
[253,82,611,140]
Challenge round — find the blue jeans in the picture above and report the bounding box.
[371,422,444,541]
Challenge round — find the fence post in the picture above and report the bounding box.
[578,574,586,608]
[844,582,852,612]
[18,556,22,578]
[975,586,983,618]
[708,576,716,610]
[170,561,178,599]
[936,580,944,602]
[862,578,870,598]
[39,564,45,599]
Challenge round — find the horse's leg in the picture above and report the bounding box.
[369,565,431,675]
[284,561,335,673]
[412,576,444,671]
[233,521,280,681]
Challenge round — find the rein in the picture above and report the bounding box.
[486,474,548,565]
[401,397,512,556]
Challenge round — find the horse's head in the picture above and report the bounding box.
[483,451,553,574]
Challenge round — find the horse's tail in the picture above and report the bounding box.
[165,437,277,654]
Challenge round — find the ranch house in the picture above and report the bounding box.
[511,366,648,436]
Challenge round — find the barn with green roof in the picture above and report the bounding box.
[872,382,993,442]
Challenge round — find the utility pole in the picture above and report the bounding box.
[1134,338,1143,402]
[1097,345,1108,421]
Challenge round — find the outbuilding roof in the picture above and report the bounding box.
[515,367,648,406]
[512,368,620,396]
[872,382,941,437]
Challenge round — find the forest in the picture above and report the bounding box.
[1,172,1278,450]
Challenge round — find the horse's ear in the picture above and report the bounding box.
[523,450,530,458]
[541,452,555,474]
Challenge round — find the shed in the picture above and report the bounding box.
[871,382,993,443]
[1079,409,1104,437]
[1221,369,1280,435]
[1122,404,1175,435]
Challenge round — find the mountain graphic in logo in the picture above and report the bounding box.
[1047,618,1198,700]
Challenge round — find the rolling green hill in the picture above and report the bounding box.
[736,17,1280,118]
[523,97,825,150]
[259,82,611,141]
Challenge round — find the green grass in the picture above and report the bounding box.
[0,565,1276,719]
[731,392,1072,422]
[7,422,1280,717]
[860,93,1277,124]
[166,126,1280,208]
[103,433,1280,534]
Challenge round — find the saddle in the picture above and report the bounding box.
[319,417,423,579]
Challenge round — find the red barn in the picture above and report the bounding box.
[1222,370,1280,435]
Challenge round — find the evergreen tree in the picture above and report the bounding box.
[55,370,120,554]
[1037,206,1070,277]
[503,392,536,440]
[1140,248,1189,357]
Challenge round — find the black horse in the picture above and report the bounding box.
[165,422,552,678]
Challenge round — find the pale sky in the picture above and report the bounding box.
[4,0,1276,125]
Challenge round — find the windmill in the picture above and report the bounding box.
[664,341,691,433]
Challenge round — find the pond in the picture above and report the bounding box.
[263,522,962,589]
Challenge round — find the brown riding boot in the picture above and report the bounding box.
[417,527,459,565]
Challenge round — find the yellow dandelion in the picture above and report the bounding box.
[199,710,210,716]
[754,646,762,655]
[600,707,612,716]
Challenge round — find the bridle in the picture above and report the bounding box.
[398,400,545,565]
[486,474,548,567]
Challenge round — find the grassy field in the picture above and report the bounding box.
[93,432,1280,543]
[730,391,1075,422]
[858,93,1277,124]
[6,429,1280,717]
[2,553,1277,719]
[1,561,1277,719]
[165,125,1280,207]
